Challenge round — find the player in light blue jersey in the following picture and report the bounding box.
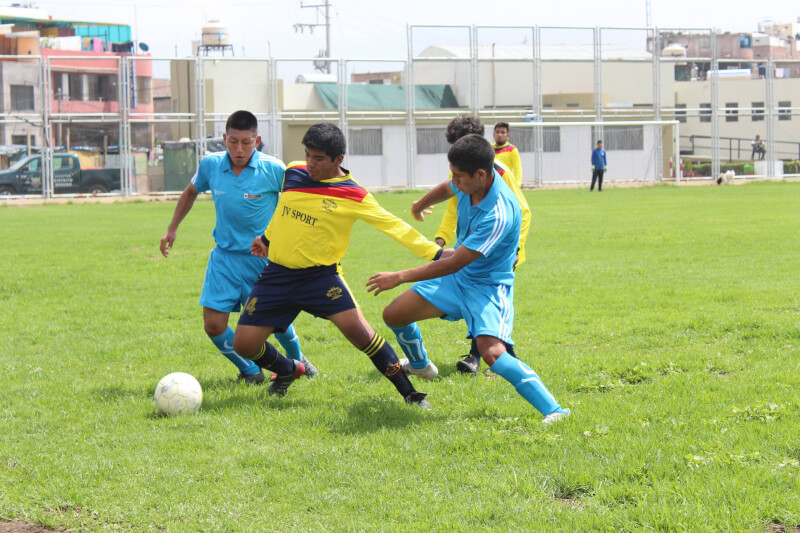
[160,110,317,384]
[367,134,569,423]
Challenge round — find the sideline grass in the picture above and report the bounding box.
[1,182,799,532]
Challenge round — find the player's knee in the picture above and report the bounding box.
[382,304,407,329]
[203,321,226,338]
[232,333,256,358]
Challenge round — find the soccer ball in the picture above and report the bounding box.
[154,372,203,415]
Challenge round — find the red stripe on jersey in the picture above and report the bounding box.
[493,163,506,177]
[291,186,368,202]
[495,145,515,155]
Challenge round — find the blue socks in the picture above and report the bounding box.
[274,324,303,362]
[210,328,260,375]
[388,323,429,370]
[491,352,566,416]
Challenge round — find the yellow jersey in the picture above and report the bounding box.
[493,142,523,185]
[434,160,531,267]
[266,162,440,269]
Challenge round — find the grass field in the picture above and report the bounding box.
[1,182,799,532]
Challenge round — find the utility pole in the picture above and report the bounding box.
[293,0,332,73]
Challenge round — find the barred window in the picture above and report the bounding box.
[700,103,711,123]
[593,126,644,151]
[752,102,764,122]
[725,102,738,122]
[675,103,687,123]
[779,101,791,121]
[543,127,560,152]
[10,85,34,111]
[349,129,383,156]
[416,129,449,154]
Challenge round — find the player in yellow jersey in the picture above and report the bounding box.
[493,122,523,185]
[417,117,530,378]
[232,122,440,406]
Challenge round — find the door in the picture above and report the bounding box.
[53,155,80,193]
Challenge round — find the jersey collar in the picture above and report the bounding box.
[319,166,352,183]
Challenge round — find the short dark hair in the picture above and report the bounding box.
[226,110,258,134]
[302,122,346,160]
[494,121,510,132]
[448,134,494,177]
[596,140,603,145]
[446,116,484,145]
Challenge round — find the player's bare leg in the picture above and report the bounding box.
[328,308,430,407]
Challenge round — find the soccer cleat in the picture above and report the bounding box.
[301,357,319,378]
[270,356,318,381]
[267,361,306,397]
[399,358,439,380]
[404,391,431,409]
[237,370,265,385]
[542,408,571,425]
[456,353,481,375]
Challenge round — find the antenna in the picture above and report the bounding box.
[293,0,331,73]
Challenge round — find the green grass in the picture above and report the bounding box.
[1,182,799,532]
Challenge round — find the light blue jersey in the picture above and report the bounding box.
[191,150,285,253]
[450,170,521,287]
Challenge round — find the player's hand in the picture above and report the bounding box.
[366,272,402,296]
[160,230,176,257]
[439,248,455,260]
[251,236,268,258]
[435,237,445,247]
[411,199,433,222]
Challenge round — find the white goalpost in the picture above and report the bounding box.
[506,120,681,186]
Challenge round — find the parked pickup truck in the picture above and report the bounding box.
[0,154,121,196]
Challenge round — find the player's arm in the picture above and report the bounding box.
[511,148,523,183]
[359,194,442,260]
[503,175,531,267]
[410,179,455,222]
[433,196,458,246]
[160,183,199,257]
[366,245,481,296]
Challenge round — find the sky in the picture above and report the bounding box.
[25,0,800,73]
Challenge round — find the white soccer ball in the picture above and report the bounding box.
[154,372,203,415]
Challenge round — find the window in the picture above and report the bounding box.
[25,158,40,172]
[11,134,33,145]
[700,103,712,123]
[725,102,738,122]
[594,126,644,151]
[416,129,449,154]
[54,157,74,170]
[68,74,83,101]
[87,75,118,102]
[10,85,34,111]
[779,100,791,121]
[543,127,560,152]
[512,128,534,152]
[349,129,383,156]
[751,101,764,121]
[739,35,751,49]
[136,77,151,105]
[675,103,687,123]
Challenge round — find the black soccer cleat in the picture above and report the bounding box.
[404,391,431,409]
[456,353,481,375]
[270,357,318,381]
[268,361,306,397]
[237,370,266,385]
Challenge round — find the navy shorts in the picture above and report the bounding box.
[237,262,359,332]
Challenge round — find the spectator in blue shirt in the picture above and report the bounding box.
[591,140,607,192]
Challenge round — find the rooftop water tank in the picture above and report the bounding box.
[202,21,229,46]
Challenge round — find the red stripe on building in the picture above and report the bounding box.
[291,186,368,202]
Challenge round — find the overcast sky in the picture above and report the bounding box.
[29,0,800,65]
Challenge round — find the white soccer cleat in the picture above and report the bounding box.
[542,408,571,425]
[399,358,439,380]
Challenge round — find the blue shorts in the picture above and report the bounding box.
[199,247,266,313]
[412,275,515,344]
[237,263,359,332]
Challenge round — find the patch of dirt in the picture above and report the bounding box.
[768,525,800,533]
[0,522,64,533]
